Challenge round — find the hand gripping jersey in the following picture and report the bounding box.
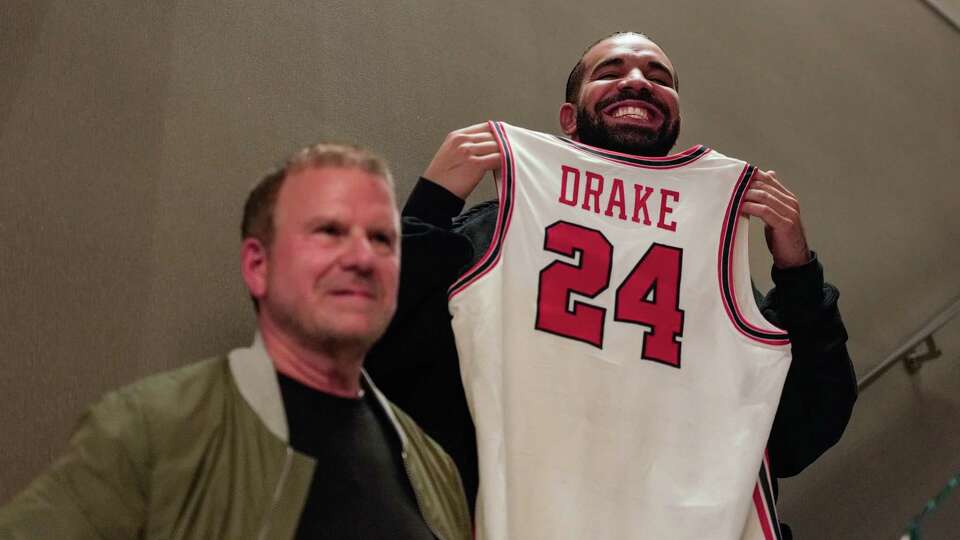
[448,122,792,540]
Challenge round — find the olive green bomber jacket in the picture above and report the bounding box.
[0,336,471,540]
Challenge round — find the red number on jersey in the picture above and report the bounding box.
[535,221,612,347]
[614,244,684,367]
[535,222,685,367]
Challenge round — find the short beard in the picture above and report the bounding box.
[272,301,380,361]
[575,102,680,157]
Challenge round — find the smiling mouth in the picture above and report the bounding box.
[331,289,375,300]
[609,105,650,120]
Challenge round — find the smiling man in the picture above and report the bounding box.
[366,32,856,540]
[0,143,471,540]
[562,34,681,158]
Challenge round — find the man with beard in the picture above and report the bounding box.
[366,32,856,539]
[0,143,471,540]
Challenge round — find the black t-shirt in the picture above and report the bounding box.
[276,371,435,540]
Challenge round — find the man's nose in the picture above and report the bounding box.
[340,232,376,272]
[618,69,652,92]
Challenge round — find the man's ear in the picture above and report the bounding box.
[559,103,578,138]
[241,237,268,300]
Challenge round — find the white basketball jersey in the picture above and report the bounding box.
[449,122,792,540]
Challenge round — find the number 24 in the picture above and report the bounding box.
[535,221,685,367]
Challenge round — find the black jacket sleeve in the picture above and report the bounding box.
[366,176,470,381]
[365,178,480,507]
[758,255,858,478]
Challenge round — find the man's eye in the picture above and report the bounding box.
[371,233,396,248]
[648,73,673,86]
[316,224,343,236]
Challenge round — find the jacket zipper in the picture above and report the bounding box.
[401,448,445,540]
[258,447,294,540]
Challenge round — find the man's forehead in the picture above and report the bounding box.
[276,166,398,218]
[583,34,674,72]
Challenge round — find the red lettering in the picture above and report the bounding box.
[582,171,604,213]
[657,189,680,232]
[632,185,654,225]
[554,171,682,235]
[604,178,627,220]
[559,165,580,207]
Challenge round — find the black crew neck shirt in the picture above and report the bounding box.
[276,371,435,540]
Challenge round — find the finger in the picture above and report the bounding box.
[456,123,496,135]
[763,171,795,198]
[739,201,791,229]
[463,140,501,157]
[445,130,496,150]
[751,169,796,199]
[747,175,798,211]
[742,189,799,227]
[743,186,796,214]
[469,151,503,170]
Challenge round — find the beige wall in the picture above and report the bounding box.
[2,1,958,536]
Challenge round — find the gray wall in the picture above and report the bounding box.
[2,1,958,537]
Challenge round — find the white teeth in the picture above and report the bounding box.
[612,106,648,119]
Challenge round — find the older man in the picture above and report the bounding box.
[0,143,470,540]
[366,32,856,539]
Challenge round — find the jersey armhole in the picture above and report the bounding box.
[448,121,517,299]
[717,165,790,346]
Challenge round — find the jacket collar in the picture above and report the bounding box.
[227,333,409,449]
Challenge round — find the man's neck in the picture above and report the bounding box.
[258,320,365,399]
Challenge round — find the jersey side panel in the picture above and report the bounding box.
[741,453,783,540]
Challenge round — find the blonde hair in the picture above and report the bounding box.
[242,142,394,247]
